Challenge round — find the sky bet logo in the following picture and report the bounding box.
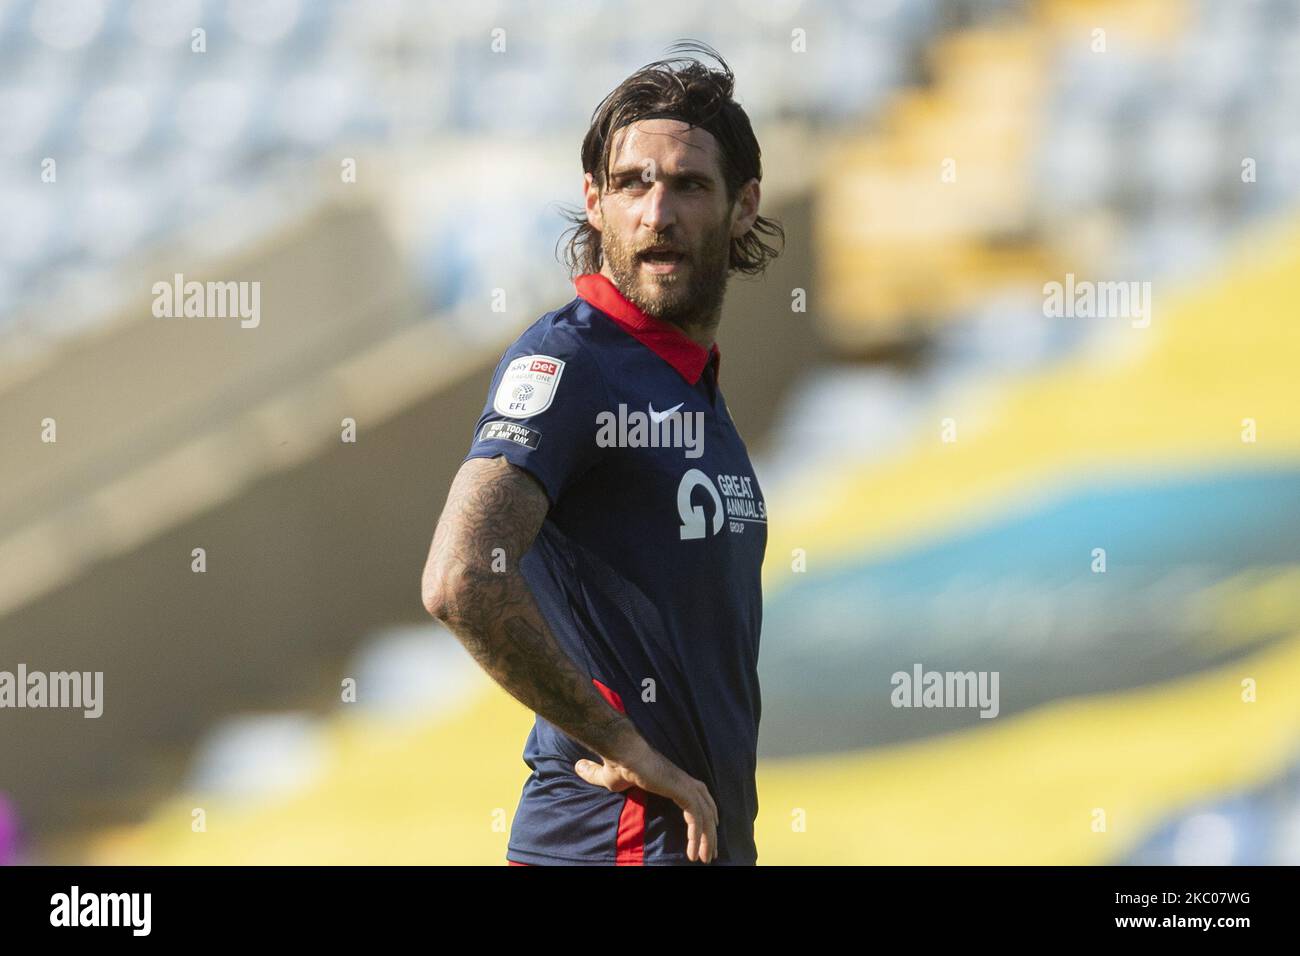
[493,354,565,418]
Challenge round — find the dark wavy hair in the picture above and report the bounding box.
[559,41,784,278]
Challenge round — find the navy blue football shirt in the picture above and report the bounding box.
[461,272,767,865]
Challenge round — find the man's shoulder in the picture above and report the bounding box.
[509,294,602,352]
[485,295,614,410]
[498,293,622,373]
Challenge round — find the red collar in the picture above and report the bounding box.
[574,273,721,385]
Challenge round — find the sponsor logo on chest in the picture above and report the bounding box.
[677,468,766,540]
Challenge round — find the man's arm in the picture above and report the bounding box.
[420,454,719,861]
[421,454,638,759]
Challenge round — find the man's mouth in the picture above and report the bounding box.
[637,247,686,274]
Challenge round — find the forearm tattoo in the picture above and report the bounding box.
[427,456,633,759]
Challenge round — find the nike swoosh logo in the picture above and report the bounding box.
[648,402,685,423]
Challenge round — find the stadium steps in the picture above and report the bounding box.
[75,582,1300,865]
[816,24,1047,347]
[815,0,1194,349]
[73,213,1300,864]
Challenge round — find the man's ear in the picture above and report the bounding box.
[729,178,761,238]
[584,172,603,230]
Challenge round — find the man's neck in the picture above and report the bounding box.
[600,264,720,352]
[676,313,720,353]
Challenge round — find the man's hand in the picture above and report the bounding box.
[574,737,719,864]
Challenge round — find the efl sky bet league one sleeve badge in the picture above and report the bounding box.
[493,354,566,418]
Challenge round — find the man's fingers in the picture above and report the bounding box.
[573,758,606,788]
[577,751,718,862]
[690,796,715,863]
[697,785,717,863]
[574,758,632,792]
[681,793,717,863]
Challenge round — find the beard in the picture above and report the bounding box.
[600,213,731,331]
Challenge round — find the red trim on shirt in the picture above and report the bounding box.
[574,273,720,386]
[592,677,646,866]
[591,677,625,713]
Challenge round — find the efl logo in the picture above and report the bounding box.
[493,354,566,418]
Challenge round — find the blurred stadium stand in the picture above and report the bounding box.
[1,0,1299,864]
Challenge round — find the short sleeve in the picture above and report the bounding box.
[462,327,608,507]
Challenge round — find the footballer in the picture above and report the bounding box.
[420,42,783,865]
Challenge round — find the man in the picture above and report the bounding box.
[420,43,782,865]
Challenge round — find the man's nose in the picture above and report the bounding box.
[639,180,676,232]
